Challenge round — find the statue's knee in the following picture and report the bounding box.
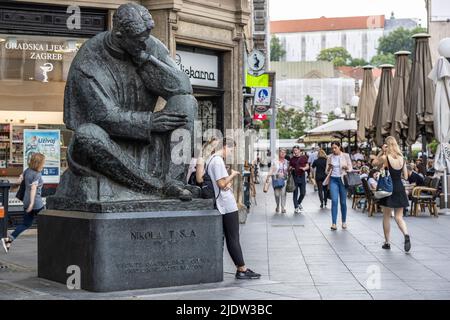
[75,123,109,142]
[165,95,197,114]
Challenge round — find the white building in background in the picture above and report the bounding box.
[276,78,356,115]
[270,61,356,115]
[427,0,450,63]
[271,15,385,62]
[271,14,419,63]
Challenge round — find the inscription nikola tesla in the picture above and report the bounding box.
[130,229,197,241]
[116,257,210,274]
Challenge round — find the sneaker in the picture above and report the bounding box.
[281,208,286,214]
[404,235,411,252]
[299,204,304,212]
[320,203,324,209]
[275,207,280,214]
[382,243,391,250]
[1,238,11,254]
[294,207,299,214]
[236,268,261,280]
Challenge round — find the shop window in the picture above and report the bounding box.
[197,98,223,137]
[0,34,85,172]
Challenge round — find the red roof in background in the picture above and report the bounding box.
[336,66,385,80]
[271,15,385,33]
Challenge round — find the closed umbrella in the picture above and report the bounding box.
[356,65,377,142]
[429,55,450,210]
[372,64,394,146]
[403,34,435,148]
[385,51,411,144]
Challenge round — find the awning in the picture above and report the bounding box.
[306,118,357,138]
[298,135,336,144]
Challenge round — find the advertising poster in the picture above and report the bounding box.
[23,130,60,183]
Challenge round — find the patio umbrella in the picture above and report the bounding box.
[372,64,394,147]
[403,34,435,147]
[356,65,377,142]
[385,51,411,144]
[429,56,450,209]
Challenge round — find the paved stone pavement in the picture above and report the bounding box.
[2,180,450,300]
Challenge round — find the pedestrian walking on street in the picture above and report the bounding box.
[267,148,289,214]
[289,145,309,214]
[372,136,411,252]
[325,142,352,231]
[312,149,328,209]
[2,153,45,254]
[308,147,319,191]
[204,137,261,280]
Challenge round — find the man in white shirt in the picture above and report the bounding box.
[207,138,261,280]
[352,148,365,161]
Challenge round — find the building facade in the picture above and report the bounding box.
[271,15,385,63]
[0,0,252,178]
[427,0,450,63]
[271,15,420,63]
[251,0,269,65]
[270,61,356,115]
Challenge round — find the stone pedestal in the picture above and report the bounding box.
[38,208,223,292]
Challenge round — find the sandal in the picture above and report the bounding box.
[1,237,12,253]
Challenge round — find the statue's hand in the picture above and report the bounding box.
[132,51,150,66]
[152,112,188,132]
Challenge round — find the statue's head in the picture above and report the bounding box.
[112,3,155,58]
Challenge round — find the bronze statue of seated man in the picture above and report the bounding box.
[53,3,198,208]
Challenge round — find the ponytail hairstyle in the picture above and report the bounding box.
[202,136,220,159]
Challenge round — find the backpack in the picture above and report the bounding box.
[16,169,28,201]
[201,155,221,201]
[201,155,217,199]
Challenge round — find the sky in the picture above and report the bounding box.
[269,0,428,26]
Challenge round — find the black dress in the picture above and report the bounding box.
[379,156,409,208]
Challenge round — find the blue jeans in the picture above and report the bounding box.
[10,207,44,240]
[330,177,347,225]
[293,174,306,208]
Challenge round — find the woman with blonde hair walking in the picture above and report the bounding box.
[371,136,411,252]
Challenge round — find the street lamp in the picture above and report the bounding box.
[350,95,360,118]
[439,38,450,62]
[334,107,343,118]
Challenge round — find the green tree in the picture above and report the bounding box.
[349,58,369,67]
[317,47,352,67]
[327,112,337,122]
[270,35,286,62]
[275,107,306,139]
[370,53,396,66]
[377,26,427,56]
[303,95,320,131]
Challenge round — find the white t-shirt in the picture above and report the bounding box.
[207,155,239,215]
[331,155,342,177]
[368,178,378,190]
[353,153,365,161]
